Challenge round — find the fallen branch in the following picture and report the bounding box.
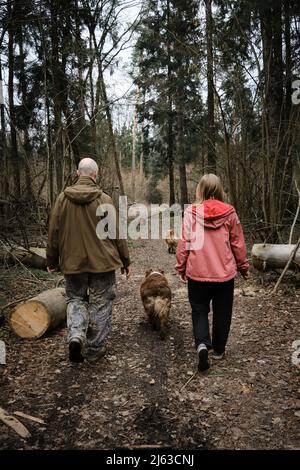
[289,181,300,244]
[179,371,198,392]
[270,236,300,295]
[0,407,31,438]
[55,276,64,288]
[14,411,45,425]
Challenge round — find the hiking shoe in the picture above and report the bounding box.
[86,346,107,363]
[69,338,84,363]
[212,351,224,360]
[197,343,210,372]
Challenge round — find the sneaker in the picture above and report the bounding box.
[197,343,210,372]
[86,346,107,363]
[69,338,84,363]
[212,351,224,360]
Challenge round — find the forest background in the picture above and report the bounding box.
[0,0,300,245]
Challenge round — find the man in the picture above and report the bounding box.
[47,158,132,364]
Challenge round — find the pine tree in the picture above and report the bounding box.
[134,0,203,206]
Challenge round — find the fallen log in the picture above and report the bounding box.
[251,243,300,272]
[10,288,66,339]
[0,246,47,270]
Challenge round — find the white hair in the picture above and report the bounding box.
[78,158,99,176]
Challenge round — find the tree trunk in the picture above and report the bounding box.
[140,90,146,179]
[100,69,125,196]
[75,0,86,120]
[140,123,144,179]
[8,2,21,198]
[179,163,188,208]
[167,0,175,206]
[251,243,300,271]
[167,104,175,206]
[284,0,292,120]
[10,288,66,339]
[18,27,33,200]
[205,0,216,173]
[50,1,64,194]
[89,34,98,158]
[40,23,54,205]
[176,106,188,207]
[259,1,285,241]
[46,94,54,205]
[131,89,139,202]
[0,58,9,197]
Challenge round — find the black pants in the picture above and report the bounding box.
[187,278,234,354]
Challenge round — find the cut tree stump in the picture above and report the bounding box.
[0,246,47,270]
[10,288,66,339]
[252,244,300,272]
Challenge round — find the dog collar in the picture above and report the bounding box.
[149,271,164,277]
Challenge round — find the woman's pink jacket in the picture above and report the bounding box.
[175,199,249,282]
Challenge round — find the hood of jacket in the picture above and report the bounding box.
[191,199,235,229]
[64,176,103,205]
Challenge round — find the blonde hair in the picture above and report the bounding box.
[195,174,226,203]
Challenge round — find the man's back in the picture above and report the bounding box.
[47,176,130,274]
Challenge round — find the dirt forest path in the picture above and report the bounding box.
[0,238,299,450]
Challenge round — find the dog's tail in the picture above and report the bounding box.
[154,297,171,339]
[153,296,171,320]
[143,296,171,318]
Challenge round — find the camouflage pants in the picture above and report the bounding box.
[65,271,116,356]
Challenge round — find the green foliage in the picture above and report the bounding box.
[133,0,205,180]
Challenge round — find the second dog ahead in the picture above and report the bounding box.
[165,229,178,254]
[140,269,172,339]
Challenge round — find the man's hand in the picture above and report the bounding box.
[47,266,58,273]
[179,272,187,284]
[121,265,132,279]
[241,270,250,280]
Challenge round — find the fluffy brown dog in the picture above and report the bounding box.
[140,269,172,339]
[165,229,178,254]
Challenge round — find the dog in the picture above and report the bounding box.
[165,229,178,254]
[140,269,172,339]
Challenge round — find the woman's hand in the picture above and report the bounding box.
[241,270,250,280]
[179,272,187,284]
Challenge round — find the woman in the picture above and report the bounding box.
[176,174,250,372]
